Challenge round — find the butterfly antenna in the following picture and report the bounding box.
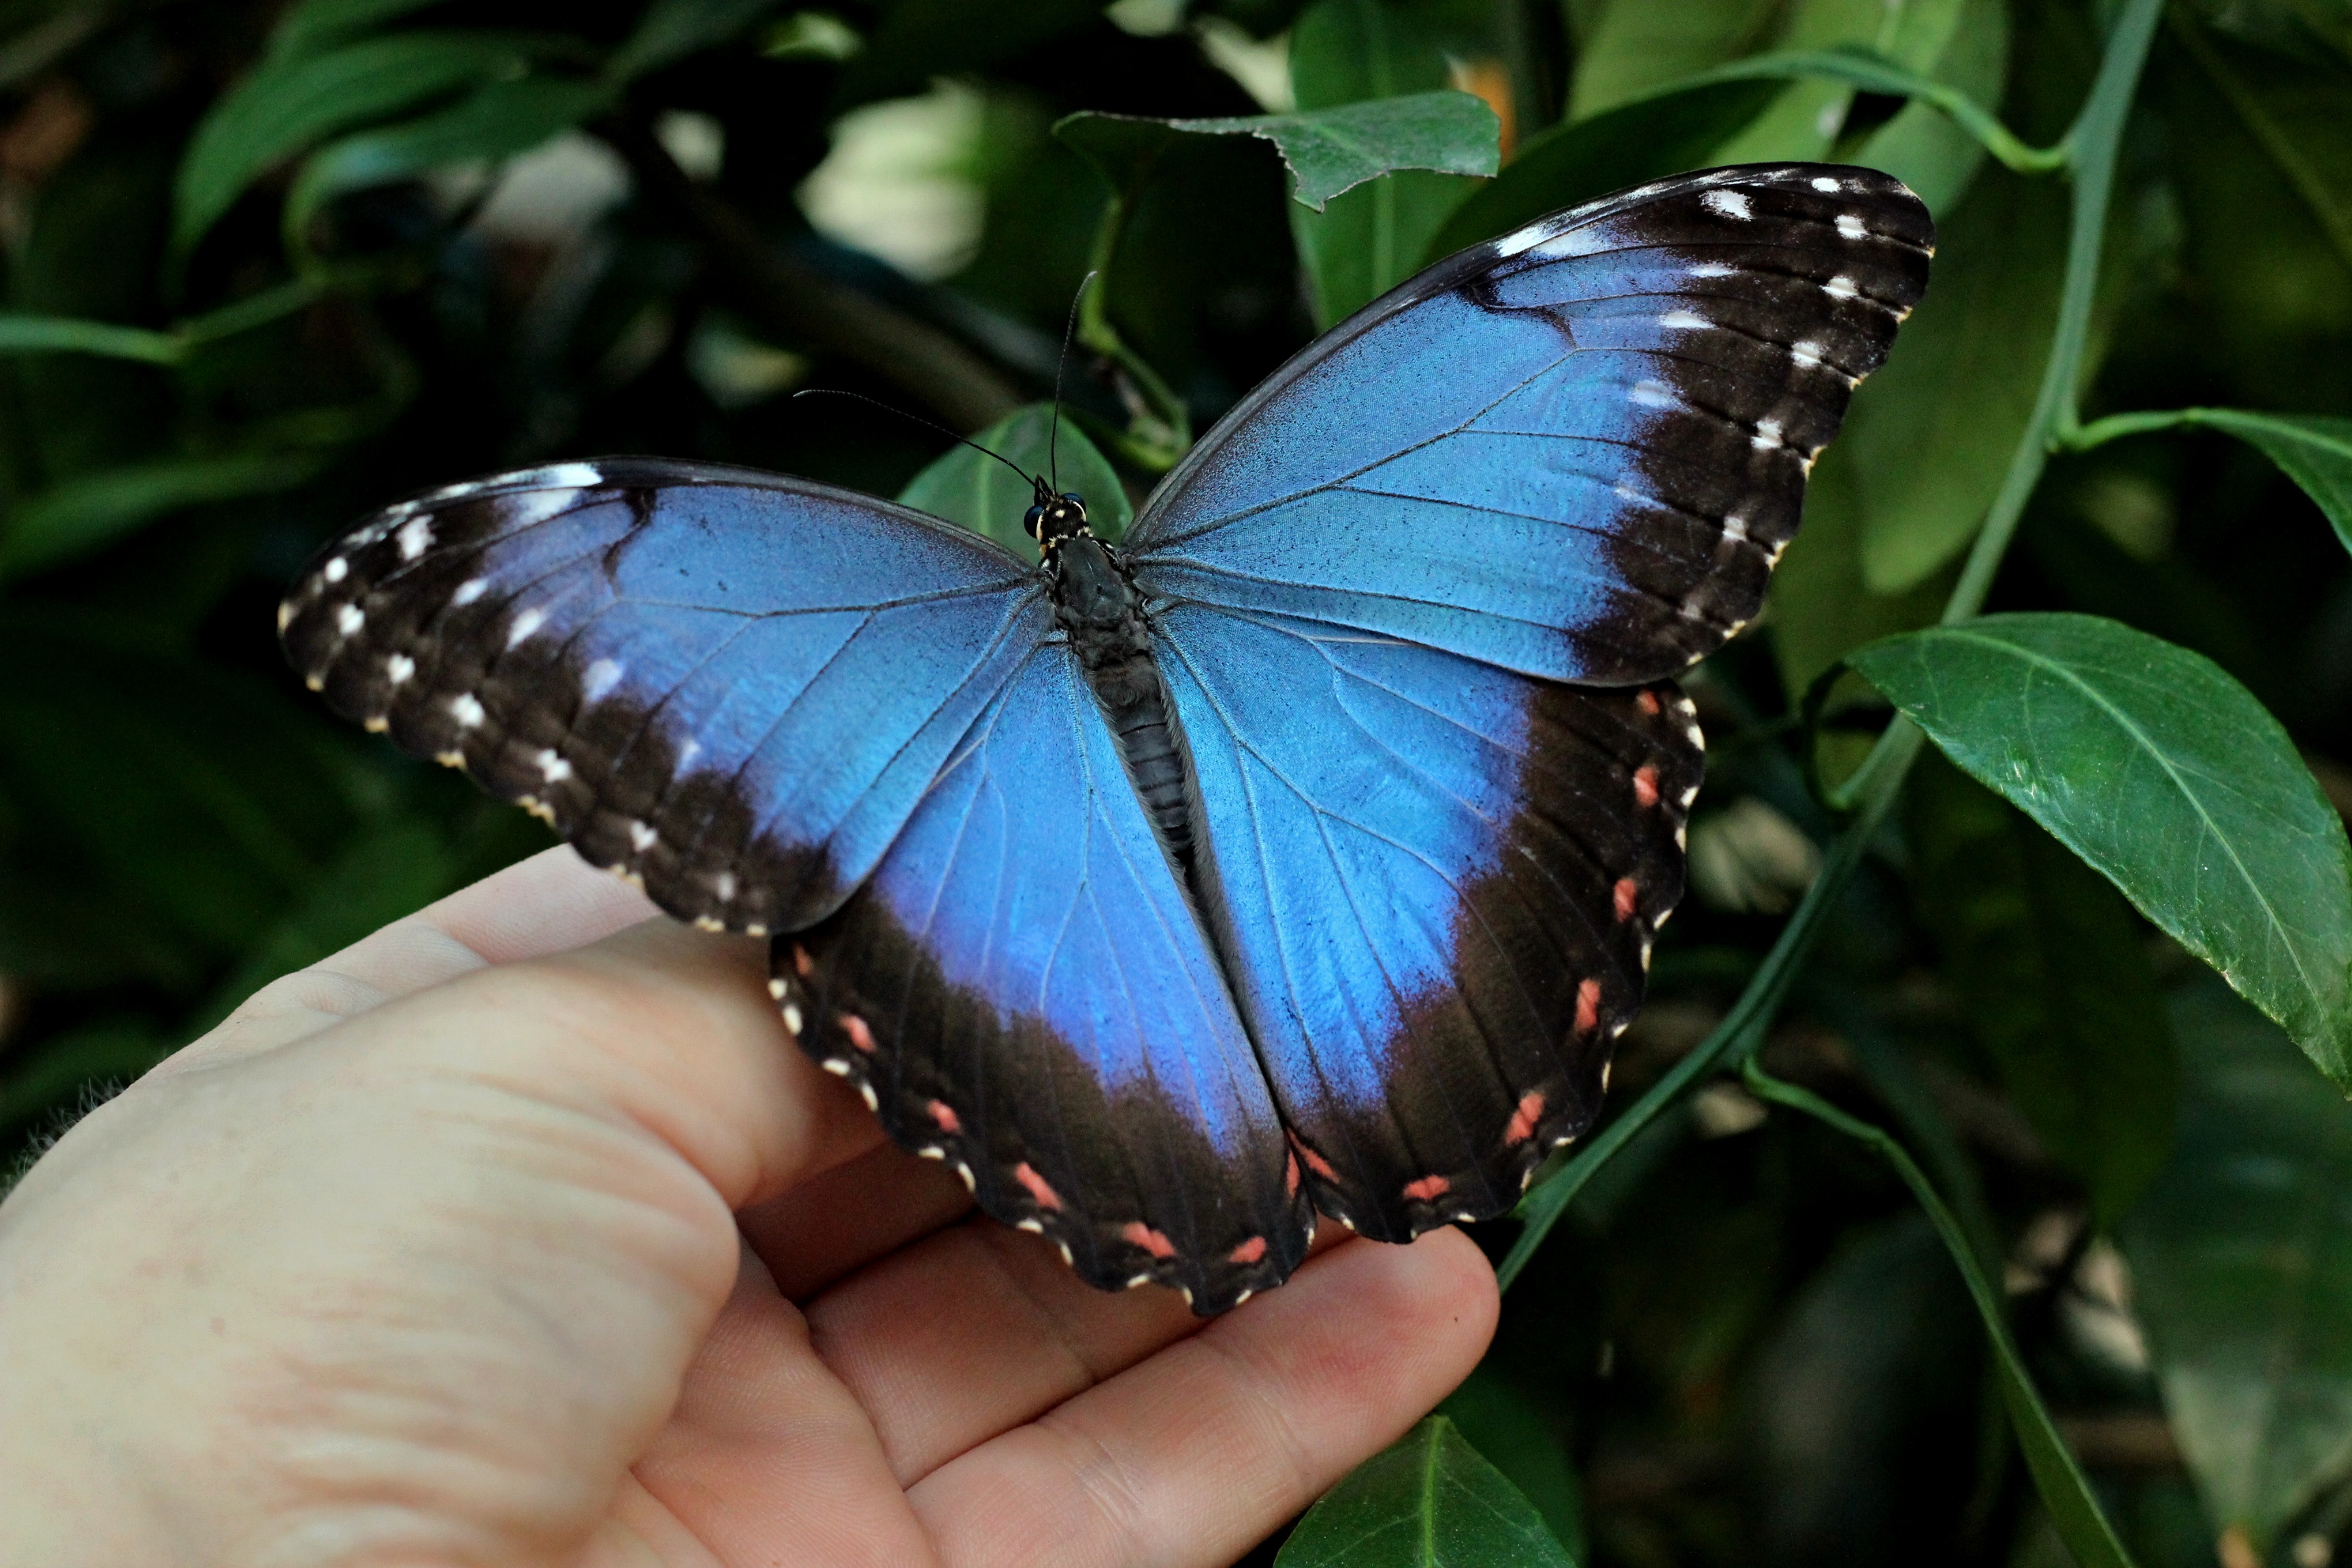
[1047,271,1096,491]
[791,388,1034,487]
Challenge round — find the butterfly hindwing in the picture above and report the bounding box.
[280,459,1046,935]
[777,645,1313,1312]
[1154,604,1702,1239]
[1127,164,1933,685]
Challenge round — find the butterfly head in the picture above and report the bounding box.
[1024,475,1091,551]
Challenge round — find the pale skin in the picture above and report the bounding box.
[0,847,1497,1568]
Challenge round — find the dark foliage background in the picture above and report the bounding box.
[1,1,2349,1565]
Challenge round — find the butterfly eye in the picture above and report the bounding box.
[1023,504,1045,538]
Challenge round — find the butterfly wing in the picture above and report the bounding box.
[777,644,1313,1312]
[1156,605,1700,1239]
[1126,165,1929,1237]
[279,458,1047,935]
[1126,164,1933,683]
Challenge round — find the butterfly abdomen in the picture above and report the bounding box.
[1053,536,1197,868]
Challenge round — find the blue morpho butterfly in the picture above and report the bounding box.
[282,164,1931,1314]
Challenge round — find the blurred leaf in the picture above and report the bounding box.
[0,313,178,362]
[1855,165,2068,593]
[2121,981,2352,1552]
[1850,613,2352,1089]
[835,0,1100,108]
[267,0,453,61]
[1286,0,1482,325]
[1566,0,1776,116]
[0,1022,165,1133]
[1850,0,2010,214]
[2,451,329,578]
[897,402,1129,555]
[1909,755,2179,1221]
[1424,78,1780,257]
[1710,0,1919,167]
[1437,1366,1586,1560]
[287,76,615,251]
[2174,16,2352,274]
[2125,410,2352,555]
[196,818,453,1032]
[608,0,782,80]
[1766,425,1948,699]
[176,32,551,257]
[1276,1416,1577,1568]
[1054,92,1499,214]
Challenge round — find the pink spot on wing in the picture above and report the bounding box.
[1403,1174,1452,1202]
[1633,765,1661,808]
[1575,979,1601,1034]
[1637,691,1661,715]
[1505,1091,1545,1144]
[1013,1162,1063,1211]
[793,943,814,977]
[838,1013,876,1053]
[1294,1139,1339,1182]
[1122,1221,1177,1258]
[928,1100,960,1134]
[1285,1151,1301,1194]
[1614,877,1639,921]
[1228,1235,1269,1264]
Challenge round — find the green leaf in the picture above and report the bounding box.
[896,402,1130,555]
[2098,410,2352,555]
[1286,0,1482,326]
[0,313,180,363]
[1,451,328,578]
[267,0,452,60]
[1436,1367,1586,1560]
[1849,613,2352,1090]
[1423,78,1780,259]
[1850,0,2010,214]
[1909,755,2179,1221]
[1054,92,1499,214]
[1275,1416,1577,1568]
[175,32,546,256]
[1854,163,2068,593]
[607,0,782,80]
[2120,980,2352,1552]
[286,74,614,250]
[0,1022,166,1134]
[1565,0,1776,117]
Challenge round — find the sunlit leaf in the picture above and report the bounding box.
[1850,613,2352,1089]
[897,402,1130,555]
[176,32,550,256]
[1909,755,2179,1221]
[1276,1416,1577,1567]
[1054,91,1499,214]
[2121,981,2352,1552]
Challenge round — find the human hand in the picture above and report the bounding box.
[0,847,1497,1567]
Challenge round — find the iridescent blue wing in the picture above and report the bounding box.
[776,645,1313,1312]
[1156,605,1701,1239]
[1128,165,1929,1236]
[1126,164,1933,683]
[279,459,1046,935]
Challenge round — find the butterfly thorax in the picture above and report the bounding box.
[1049,528,1196,871]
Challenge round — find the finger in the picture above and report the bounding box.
[186,845,657,1064]
[740,1137,973,1301]
[624,1242,943,1568]
[804,1213,1353,1486]
[910,1228,1498,1568]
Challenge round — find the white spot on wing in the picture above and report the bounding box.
[1629,380,1676,409]
[396,517,434,560]
[1700,189,1752,221]
[506,606,546,648]
[1752,419,1785,451]
[536,749,571,784]
[1531,226,1610,260]
[1835,213,1868,240]
[1722,514,1750,544]
[449,693,486,728]
[1791,340,1823,368]
[715,871,736,902]
[1811,176,1842,193]
[385,653,414,685]
[1658,309,1709,330]
[500,487,587,530]
[677,738,702,767]
[781,1002,802,1034]
[334,603,364,636]
[581,658,623,703]
[323,557,348,583]
[451,578,487,607]
[1824,274,1859,301]
[628,819,657,852]
[1688,261,1736,278]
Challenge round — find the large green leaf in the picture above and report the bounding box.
[1286,0,1482,326]
[896,402,1130,556]
[286,75,615,249]
[1846,0,2010,214]
[2120,981,2352,1552]
[1852,163,2068,593]
[1850,613,2352,1089]
[174,32,550,256]
[1054,92,1498,215]
[1909,755,2179,1221]
[1275,1416,1577,1567]
[1435,1367,1586,1559]
[1565,0,1778,116]
[2170,410,2352,554]
[1,451,328,578]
